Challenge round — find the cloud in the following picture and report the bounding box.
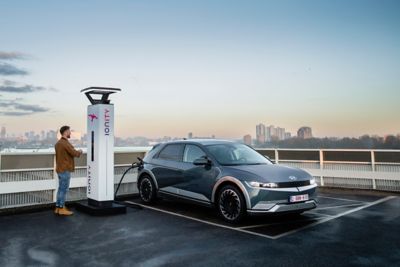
[0,80,57,93]
[0,51,28,60]
[0,99,49,116]
[0,63,28,76]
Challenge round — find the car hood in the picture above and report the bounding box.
[223,164,312,183]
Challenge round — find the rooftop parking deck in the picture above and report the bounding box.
[1,188,399,267]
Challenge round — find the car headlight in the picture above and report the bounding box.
[247,181,278,188]
[310,177,316,185]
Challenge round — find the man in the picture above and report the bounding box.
[54,125,82,216]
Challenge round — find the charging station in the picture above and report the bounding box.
[76,87,127,215]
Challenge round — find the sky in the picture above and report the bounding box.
[0,0,399,139]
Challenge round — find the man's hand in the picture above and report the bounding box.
[78,149,83,156]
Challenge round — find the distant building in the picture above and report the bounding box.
[284,132,291,139]
[297,127,313,139]
[243,134,252,146]
[277,127,286,140]
[256,123,266,144]
[47,130,57,141]
[188,132,193,139]
[265,125,272,142]
[0,126,6,139]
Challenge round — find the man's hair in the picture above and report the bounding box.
[60,125,70,135]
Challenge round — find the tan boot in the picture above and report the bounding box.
[54,207,60,214]
[58,207,73,216]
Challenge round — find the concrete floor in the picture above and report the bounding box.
[0,189,399,267]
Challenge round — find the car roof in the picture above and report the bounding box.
[161,139,237,146]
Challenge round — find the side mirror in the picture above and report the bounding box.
[193,157,211,166]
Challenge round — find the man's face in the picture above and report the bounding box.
[64,129,71,139]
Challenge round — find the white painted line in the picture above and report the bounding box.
[125,201,277,240]
[238,215,327,230]
[317,195,366,203]
[272,196,397,240]
[304,211,335,217]
[314,203,366,210]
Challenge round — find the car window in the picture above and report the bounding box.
[157,144,184,161]
[206,143,272,166]
[183,145,207,163]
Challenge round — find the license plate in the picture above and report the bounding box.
[289,194,309,203]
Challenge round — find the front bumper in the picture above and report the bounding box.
[247,199,317,215]
[245,183,318,214]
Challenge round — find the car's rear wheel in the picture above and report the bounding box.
[217,185,246,223]
[138,175,157,203]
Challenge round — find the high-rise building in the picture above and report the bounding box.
[297,127,313,139]
[270,126,278,139]
[265,125,273,142]
[243,134,252,146]
[256,123,266,144]
[257,123,293,142]
[188,132,193,139]
[277,127,286,140]
[0,126,6,139]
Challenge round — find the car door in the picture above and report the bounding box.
[179,144,220,202]
[151,144,185,190]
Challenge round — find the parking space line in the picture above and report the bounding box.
[304,211,335,217]
[317,195,366,203]
[125,201,277,240]
[272,196,397,240]
[314,203,366,210]
[238,215,328,230]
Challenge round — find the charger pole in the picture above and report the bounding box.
[76,87,126,215]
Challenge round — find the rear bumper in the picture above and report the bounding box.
[247,199,317,215]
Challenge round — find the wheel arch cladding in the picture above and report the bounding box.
[212,176,251,209]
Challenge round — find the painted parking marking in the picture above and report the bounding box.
[317,195,366,203]
[125,201,277,239]
[304,211,335,217]
[126,195,396,240]
[238,215,328,230]
[313,202,366,211]
[271,196,397,239]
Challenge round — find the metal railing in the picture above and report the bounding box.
[1,148,399,210]
[0,150,148,209]
[256,148,400,191]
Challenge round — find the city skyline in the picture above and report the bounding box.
[1,1,399,139]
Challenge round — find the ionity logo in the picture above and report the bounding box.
[88,114,98,122]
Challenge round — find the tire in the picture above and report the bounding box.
[138,175,157,203]
[217,185,246,223]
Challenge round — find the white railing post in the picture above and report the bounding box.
[52,154,58,203]
[0,149,2,181]
[275,149,279,164]
[319,150,324,186]
[371,150,376,189]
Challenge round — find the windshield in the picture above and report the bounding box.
[206,143,272,166]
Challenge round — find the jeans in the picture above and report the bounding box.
[56,171,71,207]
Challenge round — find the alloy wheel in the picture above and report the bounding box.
[140,178,153,202]
[219,189,241,221]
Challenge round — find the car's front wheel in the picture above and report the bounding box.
[138,175,157,203]
[217,185,246,223]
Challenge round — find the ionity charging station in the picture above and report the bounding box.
[76,87,127,215]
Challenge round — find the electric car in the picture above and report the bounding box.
[137,140,317,223]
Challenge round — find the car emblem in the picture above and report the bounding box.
[289,176,297,181]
